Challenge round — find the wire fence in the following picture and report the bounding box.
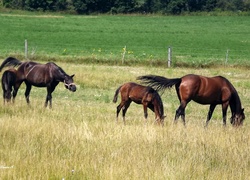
[1,40,249,67]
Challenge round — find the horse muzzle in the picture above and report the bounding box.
[65,83,76,92]
[231,117,244,127]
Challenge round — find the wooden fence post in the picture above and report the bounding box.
[122,45,126,64]
[168,46,171,67]
[225,49,229,64]
[25,39,28,59]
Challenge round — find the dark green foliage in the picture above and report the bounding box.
[2,0,250,14]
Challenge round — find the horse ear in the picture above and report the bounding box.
[71,74,75,78]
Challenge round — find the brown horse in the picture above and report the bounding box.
[137,74,245,127]
[1,68,17,104]
[0,57,76,108]
[113,82,165,125]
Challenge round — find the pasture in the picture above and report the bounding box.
[0,62,249,179]
[0,12,250,67]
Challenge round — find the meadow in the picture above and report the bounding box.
[0,63,249,179]
[0,10,250,179]
[0,11,250,67]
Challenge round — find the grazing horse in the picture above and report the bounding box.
[0,57,76,108]
[113,82,165,125]
[137,74,245,127]
[1,68,17,103]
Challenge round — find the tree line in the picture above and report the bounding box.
[2,0,250,15]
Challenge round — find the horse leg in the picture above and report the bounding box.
[222,102,229,126]
[175,101,187,126]
[148,104,163,125]
[12,88,18,103]
[45,85,56,108]
[143,103,149,124]
[45,89,52,108]
[116,99,126,123]
[175,86,189,126]
[205,104,216,127]
[6,90,12,103]
[45,94,52,108]
[148,104,161,125]
[116,104,123,122]
[24,83,32,104]
[3,90,6,104]
[122,100,131,125]
[12,81,22,103]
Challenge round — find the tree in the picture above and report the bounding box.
[167,0,187,14]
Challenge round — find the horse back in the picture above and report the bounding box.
[121,82,154,103]
[19,62,52,86]
[179,74,234,104]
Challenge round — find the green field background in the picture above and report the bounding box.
[0,12,250,66]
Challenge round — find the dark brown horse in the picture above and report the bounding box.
[113,82,165,125]
[137,74,245,127]
[1,68,17,104]
[0,57,76,108]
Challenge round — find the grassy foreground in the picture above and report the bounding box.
[0,62,249,179]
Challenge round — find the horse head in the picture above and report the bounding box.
[230,108,245,126]
[64,74,76,92]
[155,115,166,126]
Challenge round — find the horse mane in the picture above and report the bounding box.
[48,62,68,78]
[230,89,242,112]
[147,87,164,118]
[153,91,164,118]
[221,76,243,113]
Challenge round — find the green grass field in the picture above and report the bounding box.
[0,11,250,67]
[0,63,249,179]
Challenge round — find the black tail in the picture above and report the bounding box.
[137,75,181,92]
[113,85,122,103]
[0,57,22,72]
[1,70,16,91]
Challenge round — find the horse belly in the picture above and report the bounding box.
[26,74,48,87]
[30,82,47,87]
[192,94,221,105]
[130,97,143,104]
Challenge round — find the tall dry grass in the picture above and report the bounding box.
[0,63,249,179]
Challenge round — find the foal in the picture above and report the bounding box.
[113,82,165,125]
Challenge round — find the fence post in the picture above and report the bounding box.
[25,39,28,59]
[225,49,229,64]
[168,46,171,67]
[122,45,126,64]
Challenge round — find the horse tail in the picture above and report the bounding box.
[113,85,122,103]
[137,75,181,92]
[0,57,22,72]
[1,71,8,91]
[2,70,16,89]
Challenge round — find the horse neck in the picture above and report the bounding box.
[230,90,242,115]
[51,64,67,82]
